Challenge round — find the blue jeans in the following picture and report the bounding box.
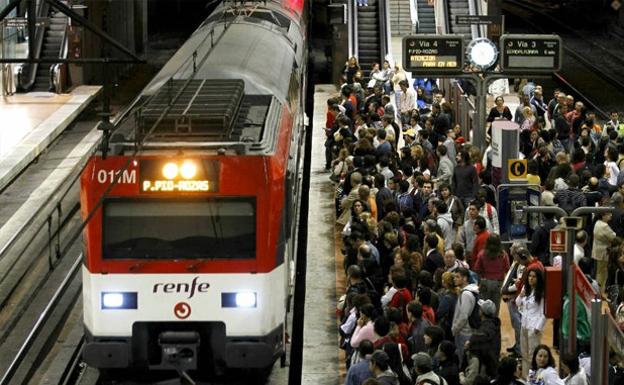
[507,299,522,353]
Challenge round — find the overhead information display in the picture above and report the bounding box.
[500,34,562,72]
[402,35,464,73]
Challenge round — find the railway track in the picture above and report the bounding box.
[503,0,624,117]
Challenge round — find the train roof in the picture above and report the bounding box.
[108,2,305,156]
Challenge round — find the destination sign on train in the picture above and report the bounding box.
[402,35,464,73]
[140,159,219,193]
[500,34,562,72]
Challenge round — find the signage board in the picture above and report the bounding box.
[550,229,567,253]
[507,159,527,181]
[500,34,562,72]
[455,15,501,25]
[402,35,464,74]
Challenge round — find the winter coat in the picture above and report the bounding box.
[451,284,479,337]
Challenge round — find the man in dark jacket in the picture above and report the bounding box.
[369,350,399,385]
[469,299,502,364]
[529,212,557,265]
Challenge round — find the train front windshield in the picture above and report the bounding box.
[102,199,256,259]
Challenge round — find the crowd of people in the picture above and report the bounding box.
[328,56,624,385]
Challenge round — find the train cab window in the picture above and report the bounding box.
[102,199,255,260]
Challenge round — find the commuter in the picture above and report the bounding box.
[382,342,412,385]
[470,216,489,265]
[351,304,378,349]
[514,95,537,127]
[344,57,361,84]
[451,268,479,364]
[406,301,432,354]
[434,200,454,251]
[486,96,513,128]
[516,269,546,378]
[468,299,502,368]
[459,344,490,385]
[453,150,479,208]
[592,210,617,290]
[473,234,509,314]
[458,202,492,260]
[527,345,564,385]
[438,183,464,233]
[369,350,399,385]
[501,243,527,357]
[529,212,557,265]
[346,339,375,385]
[560,353,588,385]
[398,80,416,125]
[604,111,624,135]
[436,340,460,385]
[474,188,499,235]
[423,233,445,274]
[436,271,458,341]
[413,352,449,385]
[489,356,525,385]
[436,146,454,187]
[423,326,445,361]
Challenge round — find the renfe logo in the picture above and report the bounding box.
[153,277,210,299]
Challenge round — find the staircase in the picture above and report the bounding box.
[415,0,435,34]
[32,10,67,91]
[446,0,471,38]
[357,0,382,76]
[388,0,412,36]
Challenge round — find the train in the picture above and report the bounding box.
[79,0,308,378]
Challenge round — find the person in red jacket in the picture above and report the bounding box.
[473,233,510,315]
[387,271,413,323]
[470,216,489,266]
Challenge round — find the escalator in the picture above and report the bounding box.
[446,0,471,37]
[32,10,67,91]
[19,1,68,92]
[415,0,435,34]
[350,0,390,78]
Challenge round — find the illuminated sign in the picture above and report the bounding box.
[140,159,219,193]
[500,34,562,72]
[402,35,464,74]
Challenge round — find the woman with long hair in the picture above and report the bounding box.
[436,271,458,339]
[489,356,526,385]
[560,353,587,385]
[516,269,546,378]
[383,342,413,385]
[343,56,360,85]
[473,233,510,314]
[527,345,564,385]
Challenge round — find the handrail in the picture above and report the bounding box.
[411,0,418,31]
[379,0,390,62]
[347,0,354,58]
[466,0,480,39]
[437,0,449,34]
[352,0,358,59]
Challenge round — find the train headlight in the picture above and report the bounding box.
[180,161,197,179]
[101,292,138,309]
[162,162,178,179]
[221,292,257,308]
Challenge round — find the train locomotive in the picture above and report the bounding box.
[80,0,307,377]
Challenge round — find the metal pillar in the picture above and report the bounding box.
[590,299,604,385]
[473,74,487,150]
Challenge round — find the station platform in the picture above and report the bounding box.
[0,86,101,192]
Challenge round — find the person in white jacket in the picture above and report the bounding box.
[527,345,564,385]
[516,268,546,378]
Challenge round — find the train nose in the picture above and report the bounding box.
[156,331,200,371]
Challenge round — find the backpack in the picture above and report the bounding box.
[417,374,444,385]
[463,290,481,329]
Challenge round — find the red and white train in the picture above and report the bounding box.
[80,0,307,377]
